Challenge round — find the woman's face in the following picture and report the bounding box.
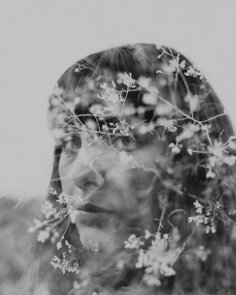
[59,127,166,254]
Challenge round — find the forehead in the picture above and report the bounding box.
[48,70,183,147]
[50,96,157,141]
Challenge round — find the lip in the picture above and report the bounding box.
[75,203,115,227]
[77,203,113,214]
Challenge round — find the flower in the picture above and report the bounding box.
[89,104,105,116]
[176,123,200,143]
[137,77,152,89]
[169,142,182,154]
[145,230,153,240]
[194,246,211,262]
[56,192,74,206]
[112,120,130,136]
[208,140,224,159]
[41,201,56,219]
[49,186,57,196]
[223,155,236,166]
[184,65,203,79]
[117,72,136,88]
[57,241,63,250]
[143,274,161,287]
[28,219,43,233]
[51,242,80,274]
[138,123,154,135]
[155,103,173,116]
[142,93,158,105]
[124,234,144,249]
[207,139,236,168]
[157,118,177,132]
[134,232,177,286]
[184,93,200,113]
[206,168,216,179]
[160,264,176,276]
[85,119,97,131]
[193,200,203,214]
[162,57,186,74]
[188,200,218,234]
[37,230,50,243]
[69,209,78,224]
[98,82,123,104]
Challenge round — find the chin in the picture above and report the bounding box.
[76,221,128,254]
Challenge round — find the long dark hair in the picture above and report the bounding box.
[48,43,235,218]
[46,43,236,294]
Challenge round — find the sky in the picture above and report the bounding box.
[0,0,236,199]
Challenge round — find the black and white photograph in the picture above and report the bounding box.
[1,1,236,294]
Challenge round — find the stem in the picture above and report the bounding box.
[158,206,167,233]
[121,86,130,117]
[171,228,196,266]
[59,218,71,242]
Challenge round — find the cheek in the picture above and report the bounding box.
[132,149,156,167]
[105,169,153,214]
[131,142,166,167]
[58,154,77,194]
[127,168,157,192]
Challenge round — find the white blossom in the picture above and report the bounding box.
[28,219,43,233]
[162,57,186,74]
[89,104,105,116]
[206,168,216,179]
[41,201,56,219]
[98,82,123,104]
[184,65,203,79]
[176,124,200,143]
[155,104,173,116]
[134,232,177,286]
[193,200,203,214]
[124,234,144,249]
[194,246,211,262]
[117,72,136,88]
[37,230,50,243]
[157,118,177,132]
[184,94,200,113]
[145,230,152,240]
[57,241,63,250]
[137,77,152,89]
[69,209,78,224]
[142,93,158,105]
[169,142,182,154]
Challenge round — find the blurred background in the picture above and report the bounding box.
[0,0,236,199]
[0,1,236,294]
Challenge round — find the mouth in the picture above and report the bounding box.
[75,203,115,228]
[77,203,113,214]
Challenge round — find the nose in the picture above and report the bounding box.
[73,164,104,193]
[71,143,111,193]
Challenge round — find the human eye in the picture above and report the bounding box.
[113,136,137,151]
[61,136,81,156]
